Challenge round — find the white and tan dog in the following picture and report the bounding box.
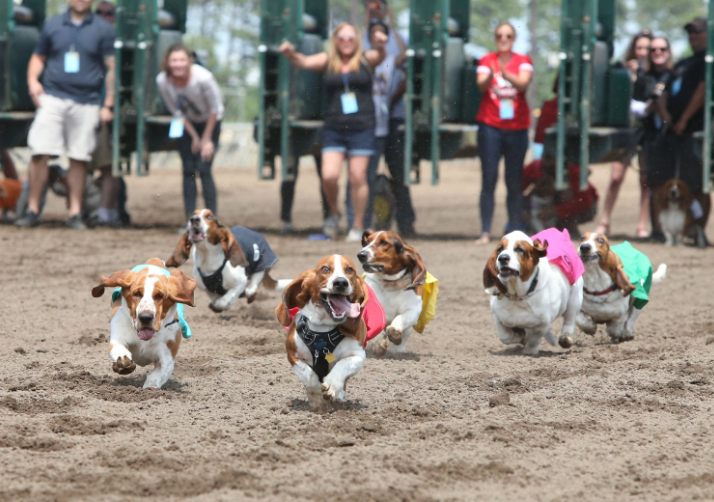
[167,209,289,312]
[92,258,197,389]
[652,179,706,247]
[276,255,369,409]
[357,230,427,356]
[484,231,583,355]
[577,232,667,342]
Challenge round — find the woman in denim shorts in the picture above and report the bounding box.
[280,22,386,241]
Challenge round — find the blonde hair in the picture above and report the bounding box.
[327,22,364,74]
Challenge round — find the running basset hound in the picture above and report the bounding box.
[577,233,667,342]
[276,255,369,410]
[484,231,584,355]
[357,230,436,356]
[92,258,197,389]
[167,209,289,312]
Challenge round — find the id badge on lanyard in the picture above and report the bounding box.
[341,74,359,115]
[671,77,683,97]
[64,46,80,73]
[500,98,515,120]
[169,94,186,138]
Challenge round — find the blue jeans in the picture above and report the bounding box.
[178,121,221,217]
[477,123,528,234]
[347,136,385,229]
[384,118,416,232]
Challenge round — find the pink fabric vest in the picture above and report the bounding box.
[531,228,584,285]
[285,283,386,347]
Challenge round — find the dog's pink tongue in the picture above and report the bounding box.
[137,329,154,341]
[330,295,361,318]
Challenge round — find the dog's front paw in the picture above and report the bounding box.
[209,302,225,313]
[143,379,161,389]
[112,356,136,375]
[321,382,337,402]
[371,337,389,357]
[246,292,257,304]
[558,335,574,349]
[576,313,597,335]
[386,325,403,345]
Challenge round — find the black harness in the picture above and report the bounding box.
[198,257,229,295]
[296,315,345,382]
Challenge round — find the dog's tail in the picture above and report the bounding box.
[262,272,291,291]
[652,264,667,285]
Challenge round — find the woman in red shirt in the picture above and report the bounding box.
[475,22,534,244]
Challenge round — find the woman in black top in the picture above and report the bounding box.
[280,23,386,241]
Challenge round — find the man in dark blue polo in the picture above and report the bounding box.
[16,0,115,229]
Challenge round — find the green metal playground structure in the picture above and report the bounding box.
[0,0,187,175]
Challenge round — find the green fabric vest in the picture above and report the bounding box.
[611,241,653,310]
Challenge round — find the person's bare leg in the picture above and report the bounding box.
[99,165,118,210]
[637,173,650,237]
[321,151,346,217]
[67,158,87,217]
[595,160,627,234]
[27,155,50,214]
[348,155,369,230]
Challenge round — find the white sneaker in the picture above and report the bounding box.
[345,228,363,242]
[322,215,340,239]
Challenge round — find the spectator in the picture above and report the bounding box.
[636,36,673,241]
[156,44,224,220]
[15,0,115,229]
[595,31,652,237]
[346,16,407,232]
[651,17,711,242]
[475,22,533,244]
[280,23,387,241]
[522,154,598,237]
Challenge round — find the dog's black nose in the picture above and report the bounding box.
[190,215,200,224]
[580,243,592,254]
[497,254,510,264]
[138,313,154,325]
[357,251,368,264]
[332,277,349,291]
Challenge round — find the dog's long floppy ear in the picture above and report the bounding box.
[220,228,249,268]
[275,270,315,326]
[168,268,197,307]
[92,270,136,298]
[361,229,375,247]
[166,231,192,268]
[483,247,507,295]
[615,264,635,296]
[402,242,427,291]
[351,274,370,309]
[532,238,549,259]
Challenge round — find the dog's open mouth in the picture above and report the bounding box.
[579,253,600,263]
[362,263,384,273]
[498,267,519,278]
[137,328,155,341]
[189,230,205,243]
[320,293,360,322]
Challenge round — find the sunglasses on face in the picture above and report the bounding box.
[338,34,356,41]
[96,9,115,15]
[496,33,513,40]
[650,47,668,53]
[687,26,706,34]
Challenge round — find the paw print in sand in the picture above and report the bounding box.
[113,355,136,375]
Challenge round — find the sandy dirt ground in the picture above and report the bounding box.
[2,157,714,502]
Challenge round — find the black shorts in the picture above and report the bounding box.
[644,134,704,192]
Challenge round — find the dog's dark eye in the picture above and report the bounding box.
[321,266,330,274]
[154,293,163,301]
[345,266,354,274]
[133,290,143,298]
[597,237,604,244]
[206,215,212,220]
[379,240,388,247]
[515,246,524,253]
[497,246,504,253]
[580,236,586,242]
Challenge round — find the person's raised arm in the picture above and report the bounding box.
[390,10,408,67]
[27,54,46,108]
[365,30,387,68]
[476,63,494,93]
[279,41,328,72]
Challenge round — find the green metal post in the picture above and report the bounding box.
[257,43,267,180]
[430,3,446,186]
[279,1,303,182]
[555,0,569,190]
[111,4,124,177]
[134,1,149,177]
[404,47,415,185]
[704,0,713,193]
[578,0,595,191]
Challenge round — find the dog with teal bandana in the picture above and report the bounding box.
[92,258,196,389]
[577,234,667,342]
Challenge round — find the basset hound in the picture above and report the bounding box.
[577,233,667,342]
[276,255,369,410]
[167,209,290,312]
[357,230,436,356]
[484,231,584,355]
[652,179,706,247]
[92,258,197,389]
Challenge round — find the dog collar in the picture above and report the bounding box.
[504,268,539,300]
[382,268,409,282]
[583,283,617,296]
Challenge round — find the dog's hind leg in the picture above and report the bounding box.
[621,307,642,341]
[559,279,583,349]
[576,312,598,335]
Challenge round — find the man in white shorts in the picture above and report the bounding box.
[15,0,115,229]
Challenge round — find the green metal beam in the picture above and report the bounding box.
[555,0,569,191]
[579,0,596,191]
[704,0,713,193]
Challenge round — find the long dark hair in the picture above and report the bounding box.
[624,30,652,62]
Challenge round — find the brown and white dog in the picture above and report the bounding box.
[484,231,583,355]
[357,230,426,356]
[276,255,369,409]
[167,209,289,312]
[652,179,705,247]
[92,258,197,389]
[577,233,667,341]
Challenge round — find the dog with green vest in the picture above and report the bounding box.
[576,233,667,342]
